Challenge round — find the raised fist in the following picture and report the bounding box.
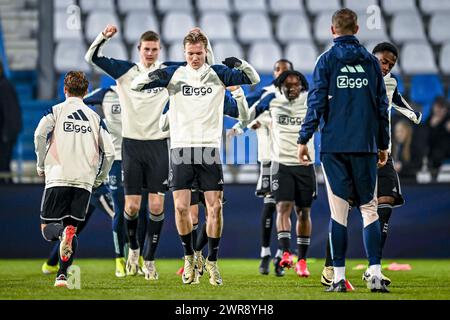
[222,57,242,68]
[102,24,118,38]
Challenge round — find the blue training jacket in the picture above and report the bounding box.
[298,35,390,153]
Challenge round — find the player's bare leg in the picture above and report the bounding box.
[204,191,223,286]
[276,201,294,271]
[174,189,196,284]
[124,195,142,275]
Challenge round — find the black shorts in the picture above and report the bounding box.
[169,147,224,192]
[40,187,91,223]
[122,138,169,195]
[377,156,405,207]
[191,190,200,206]
[271,163,317,208]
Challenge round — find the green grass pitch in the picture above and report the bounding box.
[1,259,449,300]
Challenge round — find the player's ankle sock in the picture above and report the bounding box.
[195,223,208,252]
[333,266,345,283]
[261,199,275,247]
[143,212,165,261]
[260,246,271,258]
[47,243,60,266]
[124,211,139,250]
[368,264,382,278]
[42,223,64,241]
[192,223,198,249]
[363,220,382,266]
[58,235,78,276]
[207,237,221,261]
[180,232,194,256]
[330,219,348,268]
[378,205,392,252]
[275,249,283,259]
[324,235,333,267]
[277,231,291,253]
[297,236,310,260]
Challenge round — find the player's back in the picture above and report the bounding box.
[45,97,105,190]
[309,35,388,153]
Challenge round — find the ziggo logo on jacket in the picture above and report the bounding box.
[337,76,369,89]
[182,85,213,96]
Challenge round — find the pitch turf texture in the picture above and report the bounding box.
[1,259,449,300]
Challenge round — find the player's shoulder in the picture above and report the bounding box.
[259,92,277,106]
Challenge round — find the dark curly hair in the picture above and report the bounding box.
[275,70,309,92]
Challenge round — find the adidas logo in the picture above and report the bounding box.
[340,65,366,73]
[68,109,89,121]
[218,179,224,185]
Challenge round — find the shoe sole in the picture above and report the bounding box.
[54,281,67,287]
[60,227,75,262]
[368,278,390,293]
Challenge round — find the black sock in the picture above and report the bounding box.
[180,232,194,256]
[325,234,333,267]
[192,223,199,250]
[207,237,221,261]
[58,235,78,276]
[195,222,208,252]
[277,231,291,253]
[261,199,276,248]
[124,211,139,250]
[297,236,310,260]
[143,212,165,261]
[47,243,60,266]
[378,205,392,253]
[43,223,64,241]
[137,207,148,251]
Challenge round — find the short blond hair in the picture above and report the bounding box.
[183,31,208,49]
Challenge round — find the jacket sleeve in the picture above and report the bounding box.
[211,60,260,87]
[298,54,329,145]
[391,87,422,124]
[375,61,390,151]
[85,32,135,80]
[130,65,179,91]
[223,88,250,122]
[83,88,109,106]
[96,119,115,183]
[34,108,55,173]
[245,87,265,107]
[159,102,170,132]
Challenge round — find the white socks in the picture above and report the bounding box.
[334,266,346,283]
[260,247,271,258]
[368,264,382,277]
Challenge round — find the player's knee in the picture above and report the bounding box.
[277,202,292,214]
[149,202,163,215]
[40,224,50,241]
[175,202,190,215]
[297,208,311,221]
[125,202,140,215]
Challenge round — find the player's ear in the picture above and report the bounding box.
[331,25,336,36]
[353,24,359,35]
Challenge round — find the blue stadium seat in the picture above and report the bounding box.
[248,41,282,73]
[410,75,444,120]
[392,73,405,95]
